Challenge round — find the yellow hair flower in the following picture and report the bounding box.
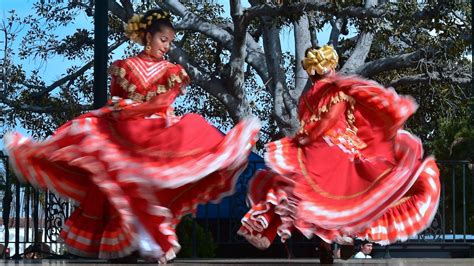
[124,14,145,45]
[124,11,172,46]
[302,45,339,76]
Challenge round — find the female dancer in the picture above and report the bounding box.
[238,45,440,258]
[5,9,260,262]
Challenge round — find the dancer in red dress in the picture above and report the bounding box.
[4,10,260,262]
[238,45,440,254]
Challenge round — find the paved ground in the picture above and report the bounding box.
[2,258,474,265]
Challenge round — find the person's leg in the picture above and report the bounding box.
[318,240,334,264]
[340,244,355,260]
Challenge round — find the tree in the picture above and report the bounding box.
[1,0,471,154]
[176,215,217,258]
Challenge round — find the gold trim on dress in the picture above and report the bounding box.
[389,195,411,208]
[108,60,190,103]
[299,90,357,134]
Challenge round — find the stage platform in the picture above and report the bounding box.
[2,258,474,265]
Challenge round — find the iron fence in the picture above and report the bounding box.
[0,154,472,259]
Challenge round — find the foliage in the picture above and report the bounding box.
[357,1,472,157]
[431,112,474,161]
[0,0,471,159]
[1,6,94,139]
[176,215,217,258]
[172,2,234,130]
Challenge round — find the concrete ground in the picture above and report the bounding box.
[2,258,474,265]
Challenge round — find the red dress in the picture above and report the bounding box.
[238,73,440,248]
[4,52,260,260]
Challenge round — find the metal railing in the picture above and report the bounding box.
[410,160,474,243]
[0,155,472,259]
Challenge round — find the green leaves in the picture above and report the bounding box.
[1,1,97,137]
[56,29,94,60]
[176,215,217,258]
[1,0,471,159]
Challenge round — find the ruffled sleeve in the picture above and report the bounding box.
[163,63,191,95]
[297,73,418,142]
[329,74,418,139]
[108,59,129,98]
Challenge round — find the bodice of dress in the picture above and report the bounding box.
[297,77,356,136]
[108,52,190,107]
[296,73,419,161]
[297,75,367,158]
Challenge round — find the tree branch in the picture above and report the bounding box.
[119,0,134,18]
[340,32,374,74]
[108,0,130,21]
[157,0,269,82]
[244,2,388,21]
[260,15,298,134]
[329,17,347,47]
[294,14,311,96]
[167,44,243,123]
[0,92,91,113]
[354,30,469,78]
[355,49,431,77]
[30,38,126,99]
[340,0,377,74]
[228,0,251,117]
[308,12,319,47]
[389,71,472,88]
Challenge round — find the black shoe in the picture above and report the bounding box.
[340,244,355,260]
[318,242,334,265]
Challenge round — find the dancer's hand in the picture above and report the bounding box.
[114,89,178,120]
[298,136,311,146]
[294,134,311,146]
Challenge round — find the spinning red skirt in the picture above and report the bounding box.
[4,53,261,260]
[238,74,440,248]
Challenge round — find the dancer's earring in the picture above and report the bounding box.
[145,41,152,53]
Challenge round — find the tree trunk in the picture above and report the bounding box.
[340,0,377,74]
[261,16,299,136]
[293,14,311,99]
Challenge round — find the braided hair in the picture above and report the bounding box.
[124,9,174,46]
[301,45,339,81]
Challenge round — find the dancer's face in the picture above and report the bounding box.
[146,27,175,59]
[361,243,373,255]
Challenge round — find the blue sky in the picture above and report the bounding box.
[2,0,95,81]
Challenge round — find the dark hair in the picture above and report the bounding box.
[302,45,323,82]
[140,9,174,43]
[304,45,321,57]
